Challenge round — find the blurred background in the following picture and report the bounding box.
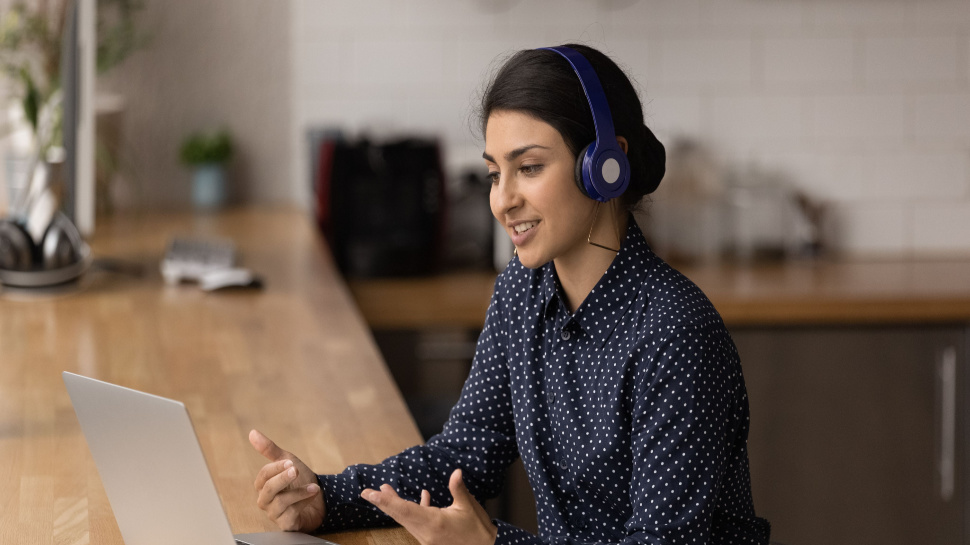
[3,0,969,256]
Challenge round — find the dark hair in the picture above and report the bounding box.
[479,44,665,210]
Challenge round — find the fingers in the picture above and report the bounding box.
[448,468,472,508]
[249,429,286,461]
[363,475,497,545]
[362,484,428,526]
[249,430,326,532]
[254,458,293,492]
[275,499,311,532]
[266,482,321,521]
[256,461,305,510]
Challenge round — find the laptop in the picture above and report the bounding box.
[63,372,336,545]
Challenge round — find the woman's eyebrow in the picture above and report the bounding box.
[482,144,551,163]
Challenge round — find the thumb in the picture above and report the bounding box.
[249,429,286,461]
[448,469,473,508]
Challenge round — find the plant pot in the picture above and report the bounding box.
[191,162,227,210]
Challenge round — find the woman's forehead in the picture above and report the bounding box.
[484,111,566,154]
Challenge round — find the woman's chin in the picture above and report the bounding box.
[515,252,548,270]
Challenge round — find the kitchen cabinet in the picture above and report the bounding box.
[733,325,968,545]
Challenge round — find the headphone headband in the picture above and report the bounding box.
[540,46,618,153]
[539,46,630,202]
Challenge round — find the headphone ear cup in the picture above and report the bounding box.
[41,212,84,270]
[0,220,37,271]
[574,143,592,198]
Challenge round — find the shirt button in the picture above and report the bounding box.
[561,330,571,341]
[546,392,556,405]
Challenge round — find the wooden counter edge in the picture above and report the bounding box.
[348,272,970,329]
[714,297,970,327]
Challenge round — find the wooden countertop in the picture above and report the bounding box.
[348,257,970,329]
[0,208,420,545]
[684,258,970,326]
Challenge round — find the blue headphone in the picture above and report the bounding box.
[540,46,631,202]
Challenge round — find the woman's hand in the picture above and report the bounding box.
[362,469,497,545]
[249,429,326,532]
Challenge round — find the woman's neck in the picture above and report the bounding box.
[554,208,628,314]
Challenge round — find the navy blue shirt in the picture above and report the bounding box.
[318,219,770,544]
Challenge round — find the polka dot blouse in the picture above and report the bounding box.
[317,219,771,544]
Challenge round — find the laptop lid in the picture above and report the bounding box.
[64,371,239,545]
[63,372,336,545]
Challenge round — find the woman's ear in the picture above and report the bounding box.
[616,136,629,154]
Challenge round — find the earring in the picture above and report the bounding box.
[587,203,620,253]
[513,247,518,257]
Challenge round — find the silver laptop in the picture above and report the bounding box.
[63,372,335,545]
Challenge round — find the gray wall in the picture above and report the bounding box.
[99,0,291,209]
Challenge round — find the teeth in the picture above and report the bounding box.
[514,221,538,234]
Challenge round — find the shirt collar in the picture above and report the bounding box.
[539,268,559,320]
[538,218,652,347]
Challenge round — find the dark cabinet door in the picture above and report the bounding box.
[732,325,967,545]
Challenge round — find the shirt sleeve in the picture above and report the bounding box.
[488,318,768,545]
[316,276,520,532]
[622,318,766,544]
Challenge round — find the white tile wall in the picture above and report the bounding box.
[699,0,806,28]
[835,202,912,254]
[863,36,963,86]
[763,36,856,88]
[709,95,804,153]
[915,93,970,144]
[605,0,703,29]
[913,201,970,252]
[811,95,908,149]
[660,38,755,87]
[291,0,970,256]
[807,1,909,27]
[504,0,600,28]
[855,151,968,201]
[912,0,970,27]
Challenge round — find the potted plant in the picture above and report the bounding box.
[179,129,233,210]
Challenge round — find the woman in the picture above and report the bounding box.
[250,44,771,544]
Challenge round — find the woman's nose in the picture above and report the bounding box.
[491,175,521,216]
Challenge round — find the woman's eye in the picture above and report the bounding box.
[520,164,544,176]
[486,171,500,184]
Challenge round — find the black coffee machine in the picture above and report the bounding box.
[313,137,445,277]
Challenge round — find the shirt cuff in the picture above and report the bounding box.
[316,472,391,533]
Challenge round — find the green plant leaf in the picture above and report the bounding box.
[180,130,234,165]
[20,66,39,131]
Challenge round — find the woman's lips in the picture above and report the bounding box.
[510,220,539,247]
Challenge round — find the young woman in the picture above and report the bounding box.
[250,44,771,545]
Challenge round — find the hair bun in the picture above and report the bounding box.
[640,124,666,194]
